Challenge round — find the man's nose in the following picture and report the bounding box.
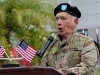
[56,18,62,25]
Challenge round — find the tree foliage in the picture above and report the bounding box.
[0,0,57,65]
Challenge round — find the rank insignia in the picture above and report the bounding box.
[50,46,57,55]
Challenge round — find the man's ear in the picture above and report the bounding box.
[74,18,78,26]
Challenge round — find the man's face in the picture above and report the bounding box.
[55,12,78,37]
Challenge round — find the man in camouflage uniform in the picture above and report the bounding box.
[40,3,99,75]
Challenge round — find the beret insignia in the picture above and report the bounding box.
[61,5,67,11]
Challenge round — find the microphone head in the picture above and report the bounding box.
[48,36,54,42]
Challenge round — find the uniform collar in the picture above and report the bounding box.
[56,31,77,44]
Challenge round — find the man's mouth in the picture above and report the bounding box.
[58,28,63,32]
[58,28,62,30]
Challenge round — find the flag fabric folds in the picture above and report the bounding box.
[16,40,37,62]
[0,45,6,58]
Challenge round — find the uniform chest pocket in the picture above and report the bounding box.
[68,50,81,59]
[67,49,82,67]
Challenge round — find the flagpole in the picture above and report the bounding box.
[5,52,12,63]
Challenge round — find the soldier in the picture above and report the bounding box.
[40,3,99,75]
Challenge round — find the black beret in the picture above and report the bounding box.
[54,3,81,18]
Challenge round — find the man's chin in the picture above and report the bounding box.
[59,32,70,37]
[59,33,66,36]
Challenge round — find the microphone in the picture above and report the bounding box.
[36,36,54,58]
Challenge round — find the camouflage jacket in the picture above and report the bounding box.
[40,31,99,75]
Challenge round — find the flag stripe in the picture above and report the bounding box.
[16,50,31,62]
[0,47,6,55]
[16,45,37,62]
[21,47,34,59]
[26,48,36,56]
[28,46,37,53]
[16,46,31,62]
[0,53,4,57]
[0,46,6,58]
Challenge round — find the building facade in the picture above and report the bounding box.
[58,0,100,42]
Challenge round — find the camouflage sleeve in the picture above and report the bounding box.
[60,41,99,75]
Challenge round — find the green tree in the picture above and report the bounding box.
[0,0,57,65]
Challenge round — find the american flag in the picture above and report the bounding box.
[16,40,37,62]
[0,46,6,58]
